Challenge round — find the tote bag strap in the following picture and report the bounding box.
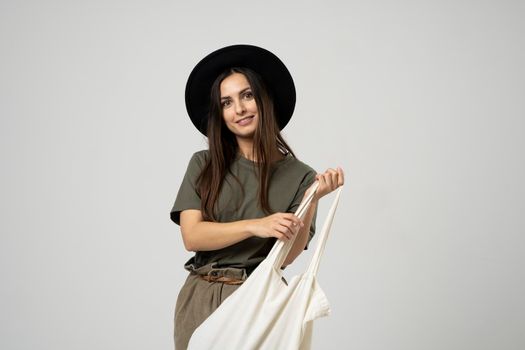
[270,181,343,277]
[270,180,320,270]
[305,185,342,276]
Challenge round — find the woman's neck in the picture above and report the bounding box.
[237,138,255,161]
[236,138,284,163]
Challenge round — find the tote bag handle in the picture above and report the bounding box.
[271,180,319,270]
[306,185,342,276]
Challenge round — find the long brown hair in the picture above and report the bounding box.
[197,67,296,221]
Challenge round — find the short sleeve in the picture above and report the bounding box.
[169,151,207,225]
[287,169,318,250]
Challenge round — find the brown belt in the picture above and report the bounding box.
[199,274,245,285]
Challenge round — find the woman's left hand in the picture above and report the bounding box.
[308,166,345,202]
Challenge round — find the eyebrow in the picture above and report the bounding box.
[220,87,251,100]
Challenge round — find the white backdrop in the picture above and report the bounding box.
[1,0,524,349]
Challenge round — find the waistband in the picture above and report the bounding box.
[184,261,249,281]
[184,261,289,286]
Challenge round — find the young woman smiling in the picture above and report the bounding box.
[170,44,344,350]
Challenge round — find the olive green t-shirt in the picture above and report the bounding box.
[170,149,317,275]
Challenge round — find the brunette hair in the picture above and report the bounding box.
[196,67,296,221]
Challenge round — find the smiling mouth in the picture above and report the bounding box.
[236,115,254,123]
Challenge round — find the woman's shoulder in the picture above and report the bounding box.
[182,149,210,175]
[189,149,210,164]
[280,153,317,177]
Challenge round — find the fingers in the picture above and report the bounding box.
[324,167,345,187]
[280,213,304,227]
[275,224,296,241]
[275,223,298,241]
[275,213,303,241]
[317,168,337,191]
[314,166,345,199]
[337,166,344,186]
[326,168,338,190]
[256,213,305,241]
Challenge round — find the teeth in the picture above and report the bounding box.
[238,116,253,122]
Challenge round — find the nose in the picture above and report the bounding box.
[234,99,246,115]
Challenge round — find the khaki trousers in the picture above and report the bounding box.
[173,263,248,350]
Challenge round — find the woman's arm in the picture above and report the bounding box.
[180,166,344,255]
[179,209,252,251]
[281,197,318,267]
[180,209,303,252]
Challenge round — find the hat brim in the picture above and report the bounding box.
[185,44,296,136]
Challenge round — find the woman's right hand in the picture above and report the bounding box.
[248,213,304,242]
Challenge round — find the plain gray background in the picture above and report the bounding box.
[1,0,524,349]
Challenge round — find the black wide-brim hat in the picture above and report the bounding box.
[185,44,296,136]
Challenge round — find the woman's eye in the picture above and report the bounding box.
[222,100,231,107]
[244,92,253,99]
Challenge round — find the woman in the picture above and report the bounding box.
[170,44,344,350]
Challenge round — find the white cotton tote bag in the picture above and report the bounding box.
[187,181,343,350]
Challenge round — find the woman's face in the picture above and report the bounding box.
[220,72,259,139]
